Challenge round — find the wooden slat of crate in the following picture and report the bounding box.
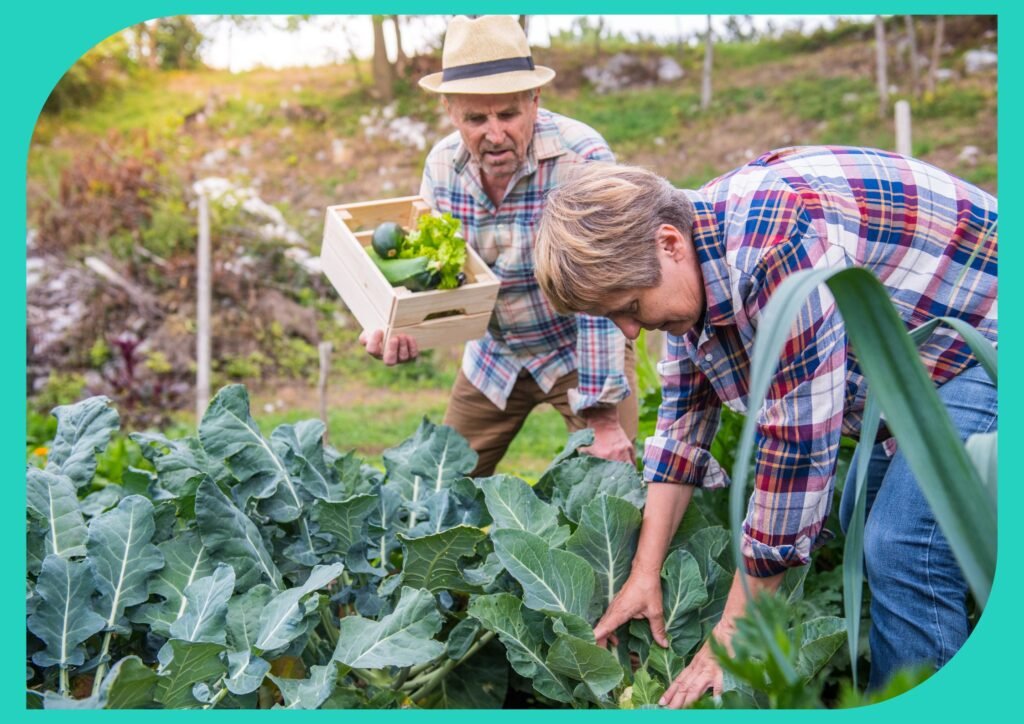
[337,195,431,231]
[320,229,387,332]
[391,311,493,349]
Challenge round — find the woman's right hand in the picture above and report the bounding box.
[593,570,668,648]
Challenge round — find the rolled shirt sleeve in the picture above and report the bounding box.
[567,314,631,413]
[643,334,728,488]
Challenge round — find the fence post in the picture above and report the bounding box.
[196,192,211,421]
[895,100,913,157]
[318,341,333,443]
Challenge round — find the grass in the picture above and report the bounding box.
[250,384,570,480]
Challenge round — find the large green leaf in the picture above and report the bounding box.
[155,640,228,709]
[225,651,271,696]
[131,433,229,498]
[661,548,710,656]
[546,632,623,699]
[26,467,87,559]
[270,662,339,709]
[476,474,569,547]
[271,419,348,502]
[467,593,574,704]
[198,384,303,522]
[169,564,235,644]
[537,456,644,523]
[96,655,158,709]
[195,477,283,590]
[28,554,106,667]
[255,563,344,651]
[130,531,214,637]
[332,586,444,668]
[407,422,478,494]
[45,396,119,489]
[491,529,594,619]
[87,495,164,633]
[795,616,846,681]
[311,493,378,557]
[398,525,485,593]
[565,494,641,613]
[226,584,275,653]
[630,668,665,708]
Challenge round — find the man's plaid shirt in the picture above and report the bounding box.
[644,146,998,577]
[420,108,629,412]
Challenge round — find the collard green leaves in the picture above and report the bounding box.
[332,586,444,668]
[88,495,164,633]
[28,555,107,667]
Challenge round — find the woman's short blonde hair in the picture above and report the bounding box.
[534,163,694,314]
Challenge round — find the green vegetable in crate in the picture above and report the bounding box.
[400,212,468,290]
[371,221,406,258]
[367,247,442,291]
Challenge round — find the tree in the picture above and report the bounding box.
[155,16,205,71]
[905,15,920,97]
[926,15,945,95]
[701,15,713,111]
[371,15,394,102]
[390,16,408,76]
[874,15,889,117]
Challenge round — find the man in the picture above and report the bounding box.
[533,148,997,705]
[360,15,637,477]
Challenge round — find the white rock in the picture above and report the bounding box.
[957,145,981,165]
[964,49,997,74]
[656,56,684,82]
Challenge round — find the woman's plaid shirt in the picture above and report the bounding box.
[644,146,998,577]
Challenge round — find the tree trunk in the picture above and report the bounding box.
[372,15,394,102]
[146,20,157,69]
[905,15,919,97]
[390,15,407,76]
[875,15,889,117]
[701,15,713,111]
[927,15,945,95]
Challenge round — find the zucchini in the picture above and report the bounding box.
[371,221,406,259]
[367,247,441,291]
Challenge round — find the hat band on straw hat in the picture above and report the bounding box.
[442,55,536,82]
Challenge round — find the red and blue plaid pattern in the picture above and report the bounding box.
[420,109,629,412]
[644,146,998,577]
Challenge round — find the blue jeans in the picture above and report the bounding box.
[838,364,997,690]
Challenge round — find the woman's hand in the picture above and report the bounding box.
[592,571,668,648]
[659,619,736,708]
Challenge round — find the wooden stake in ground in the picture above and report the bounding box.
[318,341,333,443]
[196,192,211,421]
[895,100,912,157]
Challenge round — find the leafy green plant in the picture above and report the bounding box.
[26,386,842,709]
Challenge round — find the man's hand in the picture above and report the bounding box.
[592,571,668,648]
[659,620,735,709]
[358,329,419,365]
[579,405,635,464]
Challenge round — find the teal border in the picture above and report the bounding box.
[6,1,1015,718]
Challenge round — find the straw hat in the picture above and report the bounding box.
[419,15,555,95]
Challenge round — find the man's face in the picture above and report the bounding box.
[444,91,539,183]
[595,226,706,341]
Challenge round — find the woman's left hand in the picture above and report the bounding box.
[658,620,736,709]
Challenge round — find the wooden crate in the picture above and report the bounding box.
[321,195,500,349]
